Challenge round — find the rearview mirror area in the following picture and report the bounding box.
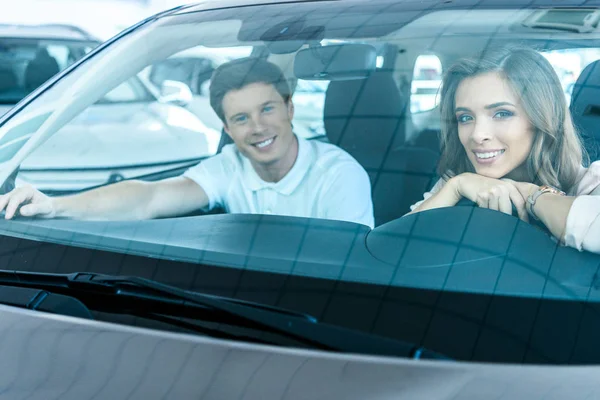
[294,44,377,81]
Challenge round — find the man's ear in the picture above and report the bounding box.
[287,98,295,120]
[222,120,231,136]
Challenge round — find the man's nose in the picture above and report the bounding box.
[249,114,267,133]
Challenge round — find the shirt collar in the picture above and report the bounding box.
[241,135,313,195]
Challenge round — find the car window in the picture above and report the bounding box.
[0,4,599,368]
[411,54,443,114]
[542,48,600,104]
[99,77,154,104]
[291,79,328,139]
[149,58,197,92]
[0,38,96,105]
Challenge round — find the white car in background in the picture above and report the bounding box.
[0,24,219,192]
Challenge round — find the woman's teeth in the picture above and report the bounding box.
[475,150,505,159]
[255,138,274,148]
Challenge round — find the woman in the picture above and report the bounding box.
[408,47,600,254]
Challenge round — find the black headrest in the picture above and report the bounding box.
[25,48,60,92]
[324,71,405,170]
[570,60,600,160]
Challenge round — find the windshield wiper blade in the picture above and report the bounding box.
[0,270,449,360]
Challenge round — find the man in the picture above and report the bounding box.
[0,57,374,228]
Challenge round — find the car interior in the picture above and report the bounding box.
[1,4,600,366]
[2,5,600,236]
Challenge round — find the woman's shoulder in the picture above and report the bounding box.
[573,161,600,195]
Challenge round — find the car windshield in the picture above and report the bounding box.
[0,0,600,365]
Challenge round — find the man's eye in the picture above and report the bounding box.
[263,105,274,113]
[494,110,514,119]
[233,115,248,124]
[457,114,472,123]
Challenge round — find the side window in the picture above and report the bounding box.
[149,58,196,92]
[147,46,253,133]
[292,79,329,140]
[16,46,253,195]
[194,58,215,95]
[101,79,146,103]
[410,54,443,114]
[542,49,600,105]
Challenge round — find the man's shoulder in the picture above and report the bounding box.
[307,138,365,172]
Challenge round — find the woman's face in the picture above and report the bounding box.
[455,72,535,180]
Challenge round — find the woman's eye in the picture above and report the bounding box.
[494,110,514,119]
[457,114,472,123]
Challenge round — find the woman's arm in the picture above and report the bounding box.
[509,181,600,253]
[410,173,529,221]
[528,190,575,241]
[408,176,462,214]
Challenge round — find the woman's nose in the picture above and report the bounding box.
[470,120,492,143]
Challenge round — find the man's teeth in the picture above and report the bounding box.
[475,150,505,159]
[255,138,274,148]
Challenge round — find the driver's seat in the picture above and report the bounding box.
[570,59,600,162]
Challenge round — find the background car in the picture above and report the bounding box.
[0,24,220,192]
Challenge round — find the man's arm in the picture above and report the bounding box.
[0,176,209,221]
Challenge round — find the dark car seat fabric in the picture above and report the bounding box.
[570,59,600,162]
[324,71,438,226]
[24,48,60,92]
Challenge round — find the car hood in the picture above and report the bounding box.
[20,101,216,170]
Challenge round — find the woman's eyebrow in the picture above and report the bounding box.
[485,102,515,109]
[455,102,515,113]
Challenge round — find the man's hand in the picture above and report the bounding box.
[450,173,529,222]
[0,185,56,220]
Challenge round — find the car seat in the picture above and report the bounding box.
[570,59,600,162]
[24,48,60,93]
[324,71,439,226]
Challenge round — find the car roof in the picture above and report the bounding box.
[0,24,100,42]
[169,0,600,16]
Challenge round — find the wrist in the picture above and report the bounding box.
[50,197,64,218]
[526,185,565,221]
[447,175,465,203]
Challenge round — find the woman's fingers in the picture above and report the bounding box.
[506,184,529,222]
[487,187,500,211]
[476,184,524,219]
[476,191,489,209]
[496,185,513,215]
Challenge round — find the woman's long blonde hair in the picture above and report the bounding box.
[437,46,587,192]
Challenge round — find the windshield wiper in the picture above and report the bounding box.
[0,270,448,360]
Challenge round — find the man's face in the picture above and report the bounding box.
[222,82,295,166]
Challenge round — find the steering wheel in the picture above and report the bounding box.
[454,197,551,234]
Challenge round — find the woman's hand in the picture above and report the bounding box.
[501,179,539,204]
[451,173,530,222]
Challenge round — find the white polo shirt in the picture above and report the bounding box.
[183,135,374,228]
